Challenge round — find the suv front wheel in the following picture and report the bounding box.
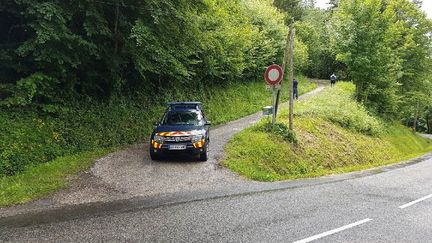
[149,148,161,160]
[199,142,209,161]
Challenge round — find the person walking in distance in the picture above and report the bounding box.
[293,78,299,100]
[330,73,337,87]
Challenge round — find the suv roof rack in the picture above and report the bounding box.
[167,102,202,111]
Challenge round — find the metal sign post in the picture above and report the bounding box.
[272,87,277,125]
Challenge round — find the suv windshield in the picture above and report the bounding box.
[162,110,203,126]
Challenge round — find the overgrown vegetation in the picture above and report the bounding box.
[259,122,298,144]
[0,149,112,207]
[332,0,432,123]
[0,0,292,106]
[223,83,432,181]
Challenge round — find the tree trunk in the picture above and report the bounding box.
[413,101,420,132]
[426,113,432,134]
[355,82,363,102]
[114,1,120,54]
[287,23,295,130]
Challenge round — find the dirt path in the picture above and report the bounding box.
[420,134,432,139]
[0,81,325,218]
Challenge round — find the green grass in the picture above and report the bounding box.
[0,76,316,207]
[222,82,432,181]
[0,149,112,207]
[296,82,385,136]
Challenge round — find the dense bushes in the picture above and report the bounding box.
[0,0,288,106]
[0,104,160,175]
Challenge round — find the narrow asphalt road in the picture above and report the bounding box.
[421,134,432,140]
[1,151,432,242]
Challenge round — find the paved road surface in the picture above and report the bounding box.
[1,153,432,242]
[421,133,432,140]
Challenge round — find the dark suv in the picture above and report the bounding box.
[149,102,211,161]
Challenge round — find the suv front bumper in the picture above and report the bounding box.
[150,140,207,156]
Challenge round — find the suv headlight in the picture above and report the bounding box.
[154,135,165,143]
[192,134,204,143]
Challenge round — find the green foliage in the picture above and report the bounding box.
[293,38,309,73]
[289,0,432,124]
[0,112,66,175]
[295,9,341,78]
[333,0,400,118]
[383,0,432,93]
[273,0,304,21]
[0,149,112,207]
[223,85,432,181]
[383,0,432,132]
[259,122,298,144]
[1,0,287,104]
[1,73,59,107]
[332,0,432,119]
[0,0,295,177]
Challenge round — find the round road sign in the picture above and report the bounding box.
[265,64,283,86]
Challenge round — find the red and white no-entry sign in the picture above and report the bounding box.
[265,64,283,86]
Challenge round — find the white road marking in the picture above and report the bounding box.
[293,218,373,243]
[399,193,432,209]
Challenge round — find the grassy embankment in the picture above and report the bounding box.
[0,77,316,207]
[222,82,432,181]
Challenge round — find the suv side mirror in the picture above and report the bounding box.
[205,121,211,126]
[153,122,159,126]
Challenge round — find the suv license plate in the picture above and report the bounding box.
[169,144,187,150]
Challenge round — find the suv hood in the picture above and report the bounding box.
[155,125,205,134]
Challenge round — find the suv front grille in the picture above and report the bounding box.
[164,136,192,143]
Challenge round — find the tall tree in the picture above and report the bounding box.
[383,0,432,126]
[334,0,400,117]
[273,0,304,21]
